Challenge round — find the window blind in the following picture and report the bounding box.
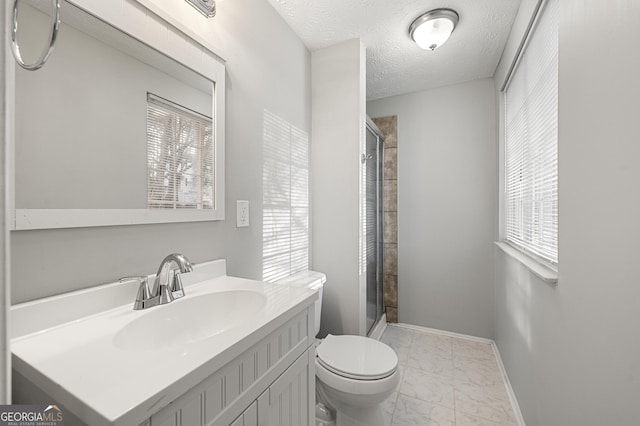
[147,93,214,210]
[262,111,309,283]
[504,0,558,264]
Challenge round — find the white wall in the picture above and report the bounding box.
[494,1,640,424]
[10,0,311,303]
[311,39,367,336]
[367,78,497,339]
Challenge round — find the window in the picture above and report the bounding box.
[147,93,214,210]
[262,111,310,282]
[504,0,558,264]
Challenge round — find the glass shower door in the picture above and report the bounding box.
[365,120,384,335]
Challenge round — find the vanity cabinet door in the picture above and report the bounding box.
[148,308,313,426]
[257,348,314,426]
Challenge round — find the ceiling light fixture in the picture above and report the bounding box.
[409,9,459,51]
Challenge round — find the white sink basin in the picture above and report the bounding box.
[113,290,267,351]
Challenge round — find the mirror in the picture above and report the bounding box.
[12,0,225,229]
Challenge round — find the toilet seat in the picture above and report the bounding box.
[316,334,398,380]
[316,358,400,398]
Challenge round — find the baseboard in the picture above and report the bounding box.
[491,342,527,426]
[393,322,494,344]
[391,323,526,425]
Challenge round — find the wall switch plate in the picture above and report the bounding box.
[236,200,249,227]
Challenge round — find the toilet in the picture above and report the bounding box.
[276,271,399,426]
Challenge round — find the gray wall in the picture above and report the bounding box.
[10,0,311,303]
[367,78,497,339]
[493,1,640,424]
[311,39,367,337]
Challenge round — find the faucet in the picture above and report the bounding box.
[120,253,193,310]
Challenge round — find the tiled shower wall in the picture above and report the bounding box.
[372,116,398,323]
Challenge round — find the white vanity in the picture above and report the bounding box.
[11,260,317,425]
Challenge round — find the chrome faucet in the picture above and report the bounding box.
[120,253,193,310]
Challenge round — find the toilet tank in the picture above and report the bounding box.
[275,271,326,336]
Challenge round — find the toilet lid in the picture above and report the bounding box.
[316,335,398,380]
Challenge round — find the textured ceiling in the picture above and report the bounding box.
[267,0,521,100]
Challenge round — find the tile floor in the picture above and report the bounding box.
[380,325,519,426]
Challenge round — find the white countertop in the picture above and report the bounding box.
[11,260,317,426]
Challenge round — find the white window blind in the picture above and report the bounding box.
[262,111,309,283]
[504,0,558,264]
[147,93,214,209]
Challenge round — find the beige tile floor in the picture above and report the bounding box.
[380,325,519,426]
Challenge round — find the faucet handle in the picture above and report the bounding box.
[119,276,151,310]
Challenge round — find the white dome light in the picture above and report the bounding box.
[409,9,459,51]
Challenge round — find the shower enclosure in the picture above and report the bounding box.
[364,118,385,335]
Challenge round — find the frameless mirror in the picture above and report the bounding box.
[13,0,225,230]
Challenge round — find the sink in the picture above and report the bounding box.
[113,290,267,351]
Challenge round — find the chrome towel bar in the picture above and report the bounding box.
[11,0,60,71]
